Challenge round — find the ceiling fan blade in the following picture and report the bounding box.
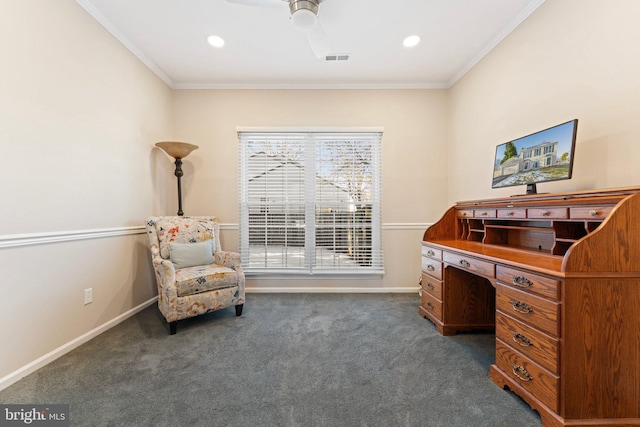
[226,0,283,8]
[306,22,331,59]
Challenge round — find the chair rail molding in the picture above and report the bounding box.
[220,223,432,230]
[383,223,432,230]
[0,226,146,249]
[0,222,431,249]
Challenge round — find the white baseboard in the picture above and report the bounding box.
[246,287,418,293]
[0,297,158,392]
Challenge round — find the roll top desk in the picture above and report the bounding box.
[419,187,640,427]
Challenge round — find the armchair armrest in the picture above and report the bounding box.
[154,258,176,283]
[150,251,178,316]
[150,245,176,285]
[215,251,242,270]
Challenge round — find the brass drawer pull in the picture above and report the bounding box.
[507,211,515,216]
[512,333,533,347]
[418,276,423,285]
[427,283,434,290]
[512,364,532,382]
[427,249,435,256]
[541,211,550,217]
[459,259,471,268]
[512,276,533,288]
[427,265,435,272]
[512,301,533,314]
[427,302,434,309]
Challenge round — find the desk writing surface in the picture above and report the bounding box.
[425,239,564,276]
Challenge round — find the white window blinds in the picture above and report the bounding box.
[239,131,383,275]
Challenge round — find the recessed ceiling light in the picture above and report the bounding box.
[207,35,225,48]
[403,35,421,48]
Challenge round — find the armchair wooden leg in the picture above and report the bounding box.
[169,321,177,335]
[235,304,244,316]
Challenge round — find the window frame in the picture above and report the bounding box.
[238,128,384,276]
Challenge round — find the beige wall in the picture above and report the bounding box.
[172,89,449,290]
[0,1,173,383]
[448,0,640,203]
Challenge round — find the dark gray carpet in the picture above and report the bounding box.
[0,294,541,426]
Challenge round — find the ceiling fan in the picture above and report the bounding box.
[227,0,331,59]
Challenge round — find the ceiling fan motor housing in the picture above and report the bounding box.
[289,0,319,30]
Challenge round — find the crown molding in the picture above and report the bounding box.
[172,82,449,90]
[76,0,446,91]
[447,0,545,87]
[77,0,544,91]
[75,0,175,88]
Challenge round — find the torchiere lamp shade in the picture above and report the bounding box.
[155,141,199,216]
[155,141,199,159]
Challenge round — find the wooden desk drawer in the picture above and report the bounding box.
[496,266,560,300]
[497,208,527,219]
[421,292,442,320]
[496,284,559,336]
[421,273,442,300]
[495,339,559,412]
[457,209,473,218]
[422,258,442,280]
[443,251,495,278]
[421,245,442,260]
[474,209,496,218]
[527,207,568,219]
[496,312,559,374]
[569,205,614,220]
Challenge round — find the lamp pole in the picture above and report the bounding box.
[155,141,199,216]
[174,157,185,216]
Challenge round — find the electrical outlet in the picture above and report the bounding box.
[84,288,93,305]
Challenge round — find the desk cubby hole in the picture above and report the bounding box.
[458,218,468,240]
[458,218,485,241]
[586,221,603,233]
[480,219,554,253]
[554,221,589,240]
[483,226,554,253]
[552,240,573,255]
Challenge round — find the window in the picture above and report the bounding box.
[238,130,383,275]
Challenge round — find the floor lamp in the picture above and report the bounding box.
[155,141,199,216]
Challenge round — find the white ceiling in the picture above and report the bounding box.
[77,0,544,89]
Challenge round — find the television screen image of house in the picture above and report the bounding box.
[492,121,575,188]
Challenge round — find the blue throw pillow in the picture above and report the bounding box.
[168,240,214,269]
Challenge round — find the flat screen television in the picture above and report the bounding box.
[491,119,578,195]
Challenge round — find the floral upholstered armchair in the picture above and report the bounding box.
[145,216,245,334]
